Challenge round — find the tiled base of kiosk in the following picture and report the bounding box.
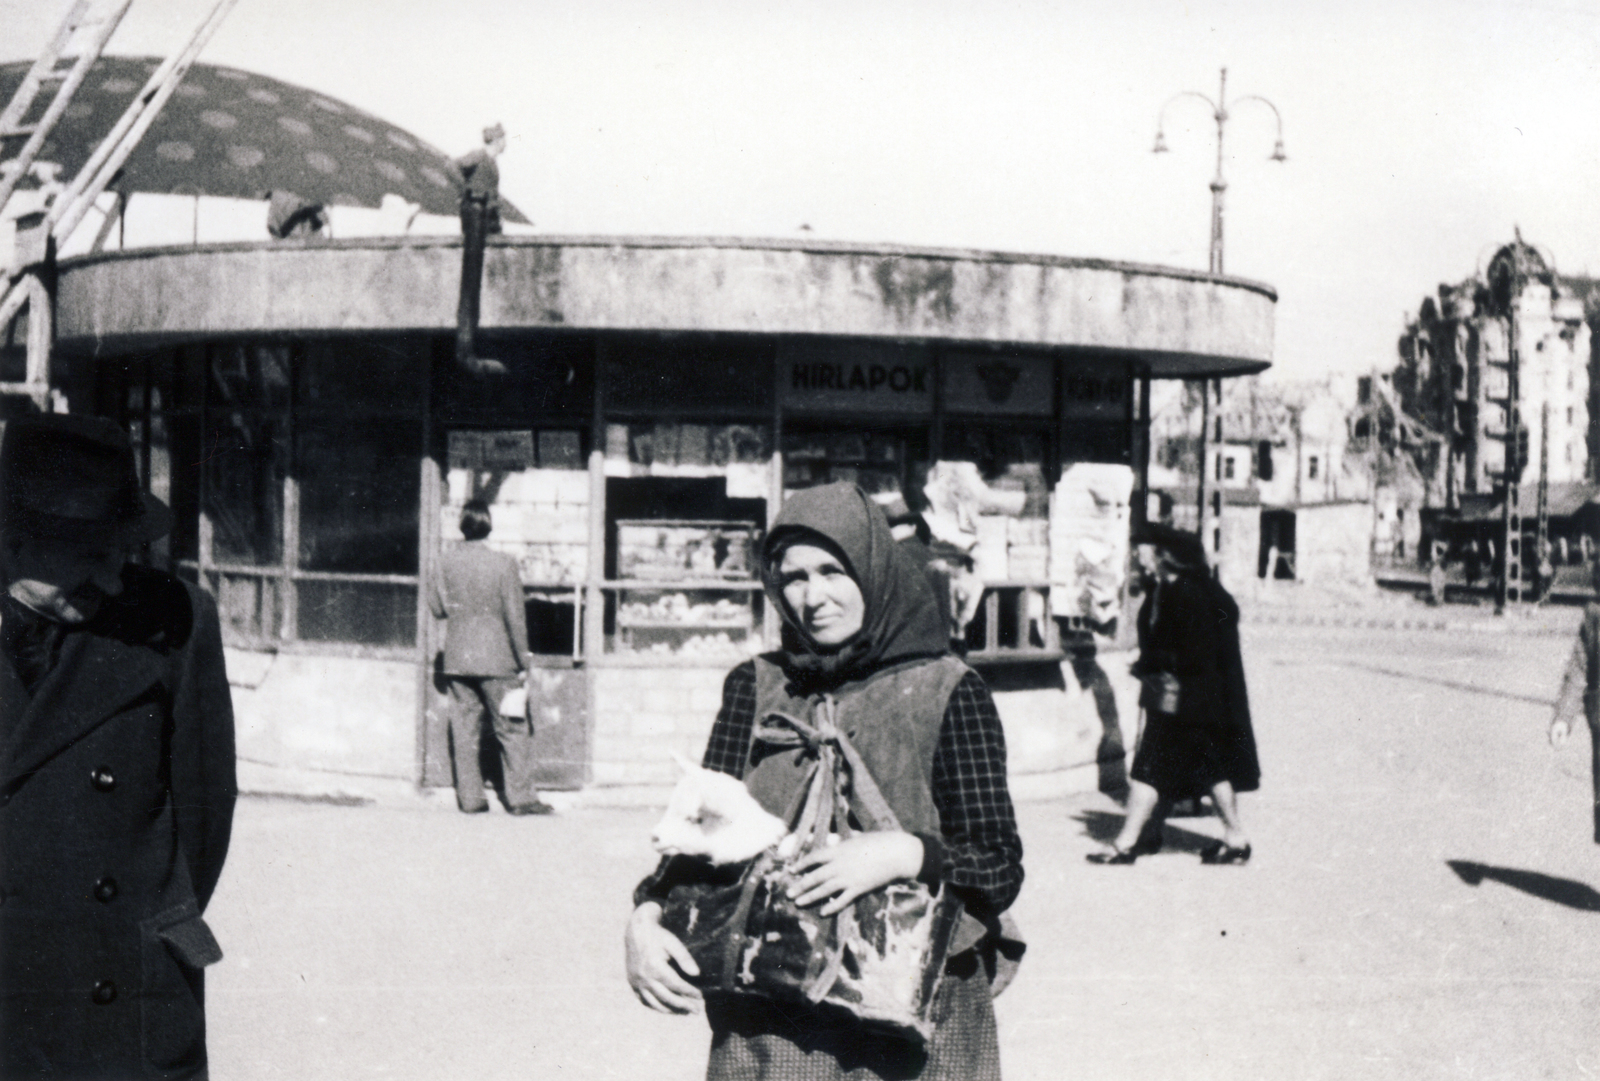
[586,654,1140,803]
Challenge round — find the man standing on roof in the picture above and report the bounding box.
[453,123,508,376]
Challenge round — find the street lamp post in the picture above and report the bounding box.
[1154,67,1286,559]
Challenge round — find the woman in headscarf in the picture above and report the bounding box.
[625,482,1024,1081]
[1087,523,1260,865]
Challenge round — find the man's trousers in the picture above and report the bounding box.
[445,676,539,811]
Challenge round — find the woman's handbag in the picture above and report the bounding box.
[1139,671,1181,715]
[657,697,965,1044]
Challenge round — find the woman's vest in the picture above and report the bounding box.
[743,652,988,954]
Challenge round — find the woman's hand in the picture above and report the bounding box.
[625,902,703,1014]
[786,831,925,916]
[1551,717,1574,748]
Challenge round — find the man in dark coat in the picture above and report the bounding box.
[0,414,236,1080]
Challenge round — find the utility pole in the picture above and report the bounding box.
[1536,398,1550,602]
[1154,68,1286,562]
[1486,231,1542,613]
[1197,379,1209,539]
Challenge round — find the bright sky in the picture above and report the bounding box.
[6,0,1600,382]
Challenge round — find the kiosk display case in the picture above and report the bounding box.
[613,519,764,658]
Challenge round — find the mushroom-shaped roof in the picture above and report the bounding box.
[0,56,527,222]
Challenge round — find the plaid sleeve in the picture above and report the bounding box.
[699,660,758,779]
[632,661,758,907]
[928,669,1024,917]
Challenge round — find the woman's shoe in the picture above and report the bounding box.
[1129,832,1164,857]
[1200,841,1252,865]
[1086,845,1139,865]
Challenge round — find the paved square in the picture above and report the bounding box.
[206,621,1600,1080]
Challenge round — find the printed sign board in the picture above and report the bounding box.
[1050,462,1133,624]
[779,343,933,414]
[448,430,538,472]
[1060,365,1133,422]
[943,352,1054,416]
[482,430,535,471]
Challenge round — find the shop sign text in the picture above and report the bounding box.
[780,345,933,414]
[1060,370,1131,421]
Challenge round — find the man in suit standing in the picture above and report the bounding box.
[431,499,551,815]
[0,414,236,1080]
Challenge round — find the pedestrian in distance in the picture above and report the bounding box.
[430,499,551,815]
[1549,556,1600,844]
[1463,539,1483,589]
[1088,522,1260,866]
[625,481,1024,1081]
[0,414,237,1080]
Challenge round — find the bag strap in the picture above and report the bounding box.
[717,849,777,993]
[755,696,903,841]
[816,695,903,834]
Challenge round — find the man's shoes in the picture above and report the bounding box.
[1200,840,1252,865]
[459,804,490,814]
[1086,845,1138,865]
[508,800,555,816]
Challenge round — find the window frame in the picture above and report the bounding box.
[118,341,426,659]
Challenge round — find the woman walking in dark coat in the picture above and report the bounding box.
[1088,524,1260,865]
[625,482,1023,1080]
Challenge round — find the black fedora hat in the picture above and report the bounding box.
[0,414,171,545]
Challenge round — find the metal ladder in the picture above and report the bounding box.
[1,0,238,410]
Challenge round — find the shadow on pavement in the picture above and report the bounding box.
[1447,860,1600,912]
[1073,808,1215,855]
[1065,641,1130,800]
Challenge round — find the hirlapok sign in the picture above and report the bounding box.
[779,343,933,414]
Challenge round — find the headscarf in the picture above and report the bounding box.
[1132,521,1209,575]
[761,482,949,692]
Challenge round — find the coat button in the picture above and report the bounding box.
[91,980,117,1005]
[90,767,116,792]
[93,877,118,903]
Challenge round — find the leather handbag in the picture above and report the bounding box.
[1139,671,1181,715]
[658,696,964,1044]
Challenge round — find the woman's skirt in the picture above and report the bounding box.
[703,958,1000,1081]
[1130,711,1257,799]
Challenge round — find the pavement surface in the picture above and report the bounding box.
[203,620,1600,1081]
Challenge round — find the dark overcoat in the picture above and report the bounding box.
[0,567,237,1080]
[1130,571,1261,799]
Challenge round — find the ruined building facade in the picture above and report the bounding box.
[1396,247,1591,506]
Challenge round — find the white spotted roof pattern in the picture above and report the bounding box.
[0,56,526,221]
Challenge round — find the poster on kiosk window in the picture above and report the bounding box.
[1049,463,1134,627]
